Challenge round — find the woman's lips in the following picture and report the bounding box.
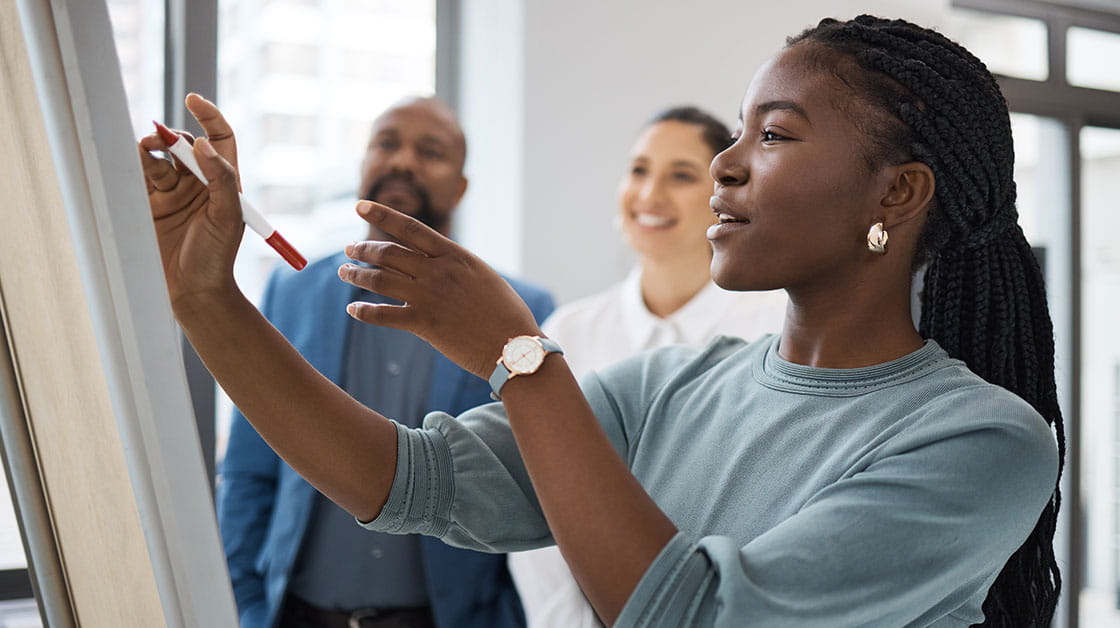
[709,197,749,222]
[631,211,676,229]
[708,196,750,239]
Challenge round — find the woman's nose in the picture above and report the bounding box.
[634,179,665,208]
[711,146,747,186]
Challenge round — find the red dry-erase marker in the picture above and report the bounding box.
[153,121,307,271]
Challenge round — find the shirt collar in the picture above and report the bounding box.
[619,267,744,351]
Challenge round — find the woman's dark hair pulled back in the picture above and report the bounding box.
[648,105,733,156]
[788,15,1064,627]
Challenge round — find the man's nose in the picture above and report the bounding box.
[387,146,419,173]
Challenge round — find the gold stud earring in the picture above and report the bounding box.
[867,222,888,254]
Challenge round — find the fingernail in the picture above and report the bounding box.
[346,303,359,317]
[196,137,217,157]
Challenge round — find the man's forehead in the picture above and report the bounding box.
[374,101,458,136]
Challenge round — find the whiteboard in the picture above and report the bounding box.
[0,0,238,625]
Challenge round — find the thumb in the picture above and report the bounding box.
[194,137,242,224]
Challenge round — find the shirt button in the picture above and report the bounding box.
[371,547,384,559]
[387,362,401,376]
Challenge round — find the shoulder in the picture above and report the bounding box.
[879,358,1059,491]
[913,363,1055,443]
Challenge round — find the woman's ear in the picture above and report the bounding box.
[879,161,935,227]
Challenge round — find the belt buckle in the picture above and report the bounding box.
[348,608,383,628]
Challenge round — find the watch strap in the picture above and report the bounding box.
[488,336,563,401]
[488,361,513,401]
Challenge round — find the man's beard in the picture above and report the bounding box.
[361,173,439,230]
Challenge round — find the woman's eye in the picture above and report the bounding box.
[760,129,786,143]
[631,166,648,176]
[672,172,698,183]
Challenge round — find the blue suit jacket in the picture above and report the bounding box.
[216,252,555,628]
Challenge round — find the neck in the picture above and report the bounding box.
[638,250,713,318]
[779,261,923,368]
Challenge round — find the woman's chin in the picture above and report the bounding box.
[710,260,783,293]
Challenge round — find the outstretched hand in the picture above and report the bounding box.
[339,201,543,379]
[137,93,244,311]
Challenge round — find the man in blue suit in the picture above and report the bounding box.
[217,97,554,628]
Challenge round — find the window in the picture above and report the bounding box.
[262,42,320,76]
[261,113,318,146]
[1081,125,1120,624]
[950,2,1120,626]
[948,9,1049,81]
[1068,27,1120,91]
[215,0,437,460]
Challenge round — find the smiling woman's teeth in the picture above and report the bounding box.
[717,213,746,223]
[634,213,673,228]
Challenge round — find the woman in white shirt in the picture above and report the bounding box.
[507,106,787,627]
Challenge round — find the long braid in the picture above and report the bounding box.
[791,16,1064,626]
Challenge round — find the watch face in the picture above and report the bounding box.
[503,336,545,375]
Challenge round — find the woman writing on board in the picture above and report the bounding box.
[140,15,1061,625]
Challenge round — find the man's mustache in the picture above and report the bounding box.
[362,174,430,207]
[361,173,439,230]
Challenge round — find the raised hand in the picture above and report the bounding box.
[137,94,244,310]
[338,201,543,378]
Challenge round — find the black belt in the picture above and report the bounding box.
[280,595,435,628]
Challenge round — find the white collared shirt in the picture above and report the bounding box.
[509,268,788,628]
[547,267,787,379]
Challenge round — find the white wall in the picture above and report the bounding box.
[455,0,950,304]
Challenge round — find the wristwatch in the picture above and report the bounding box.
[488,335,564,400]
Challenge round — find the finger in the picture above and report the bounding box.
[140,130,195,176]
[138,140,180,193]
[342,241,427,278]
[338,264,414,301]
[355,201,451,257]
[139,132,169,152]
[163,130,200,173]
[185,93,238,169]
[345,301,413,331]
[193,138,243,224]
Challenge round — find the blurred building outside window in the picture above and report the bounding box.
[214,0,437,461]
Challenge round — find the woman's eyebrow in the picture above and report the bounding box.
[670,160,703,170]
[753,100,812,125]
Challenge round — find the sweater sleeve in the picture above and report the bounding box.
[357,403,549,551]
[357,359,644,552]
[607,387,1059,627]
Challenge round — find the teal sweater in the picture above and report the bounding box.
[362,335,1058,627]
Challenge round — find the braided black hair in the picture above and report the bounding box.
[788,15,1064,627]
[648,105,733,156]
